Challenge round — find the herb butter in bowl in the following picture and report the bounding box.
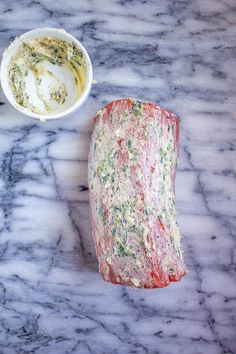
[0,28,93,120]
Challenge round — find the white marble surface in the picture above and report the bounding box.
[0,0,236,353]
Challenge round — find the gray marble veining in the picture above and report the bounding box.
[0,0,236,353]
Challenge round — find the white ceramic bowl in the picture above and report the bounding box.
[0,28,93,120]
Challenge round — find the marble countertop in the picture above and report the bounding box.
[0,1,235,353]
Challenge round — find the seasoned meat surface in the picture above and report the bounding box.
[88,98,187,288]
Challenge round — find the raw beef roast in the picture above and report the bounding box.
[88,98,187,288]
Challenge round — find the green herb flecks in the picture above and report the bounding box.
[132,100,144,117]
[127,139,138,160]
[50,84,67,105]
[115,240,135,258]
[144,207,152,216]
[109,200,140,259]
[97,148,116,185]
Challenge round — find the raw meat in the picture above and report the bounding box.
[88,98,187,288]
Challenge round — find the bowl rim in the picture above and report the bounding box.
[0,27,93,120]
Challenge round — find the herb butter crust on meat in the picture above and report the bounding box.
[88,98,187,288]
